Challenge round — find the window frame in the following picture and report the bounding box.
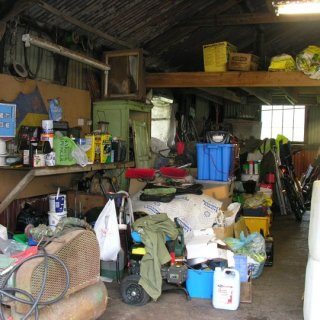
[260,104,306,143]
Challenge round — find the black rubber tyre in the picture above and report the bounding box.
[283,178,305,222]
[120,274,151,306]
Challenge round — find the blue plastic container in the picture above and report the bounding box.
[196,144,210,180]
[186,269,214,299]
[197,143,234,181]
[208,145,218,181]
[234,255,248,282]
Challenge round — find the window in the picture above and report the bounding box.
[260,105,305,142]
[151,96,173,145]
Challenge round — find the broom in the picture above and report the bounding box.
[125,168,156,180]
[125,166,188,180]
[159,167,188,179]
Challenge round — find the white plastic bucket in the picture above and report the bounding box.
[308,181,320,261]
[49,194,67,213]
[48,211,67,229]
[304,257,320,320]
[213,267,240,311]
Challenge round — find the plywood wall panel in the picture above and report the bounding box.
[0,74,91,128]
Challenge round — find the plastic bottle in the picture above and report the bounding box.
[213,267,240,310]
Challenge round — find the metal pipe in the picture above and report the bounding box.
[22,33,110,72]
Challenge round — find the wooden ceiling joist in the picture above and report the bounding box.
[185,13,320,27]
[146,71,320,88]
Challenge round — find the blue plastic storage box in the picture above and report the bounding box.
[186,269,214,299]
[196,143,234,181]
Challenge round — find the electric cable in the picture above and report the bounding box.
[0,245,70,320]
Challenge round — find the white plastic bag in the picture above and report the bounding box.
[94,199,121,261]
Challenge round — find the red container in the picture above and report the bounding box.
[265,172,275,184]
[176,142,185,155]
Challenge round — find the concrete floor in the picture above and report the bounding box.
[99,212,309,320]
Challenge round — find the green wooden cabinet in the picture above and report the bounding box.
[93,100,152,166]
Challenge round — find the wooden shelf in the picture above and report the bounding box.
[145,71,320,88]
[0,162,134,214]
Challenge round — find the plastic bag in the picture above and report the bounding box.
[71,145,88,167]
[224,231,266,264]
[296,45,320,79]
[0,238,29,257]
[268,54,296,71]
[94,199,121,261]
[53,136,88,166]
[48,98,62,121]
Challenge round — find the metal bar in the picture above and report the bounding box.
[22,34,110,72]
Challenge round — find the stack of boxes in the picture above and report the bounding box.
[203,41,259,72]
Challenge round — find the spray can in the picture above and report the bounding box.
[248,161,254,175]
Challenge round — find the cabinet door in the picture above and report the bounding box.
[132,120,151,168]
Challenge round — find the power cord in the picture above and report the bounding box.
[0,246,70,320]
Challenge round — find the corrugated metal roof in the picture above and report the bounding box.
[2,0,320,102]
[20,0,320,73]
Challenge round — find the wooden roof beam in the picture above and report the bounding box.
[146,71,320,88]
[184,13,320,26]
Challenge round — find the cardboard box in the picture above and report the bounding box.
[128,179,147,196]
[220,197,232,211]
[85,134,96,163]
[203,41,237,72]
[228,53,259,71]
[100,134,112,163]
[202,181,234,200]
[213,223,234,240]
[240,277,252,303]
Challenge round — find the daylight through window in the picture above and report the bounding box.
[260,105,305,142]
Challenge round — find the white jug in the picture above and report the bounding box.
[213,267,240,311]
